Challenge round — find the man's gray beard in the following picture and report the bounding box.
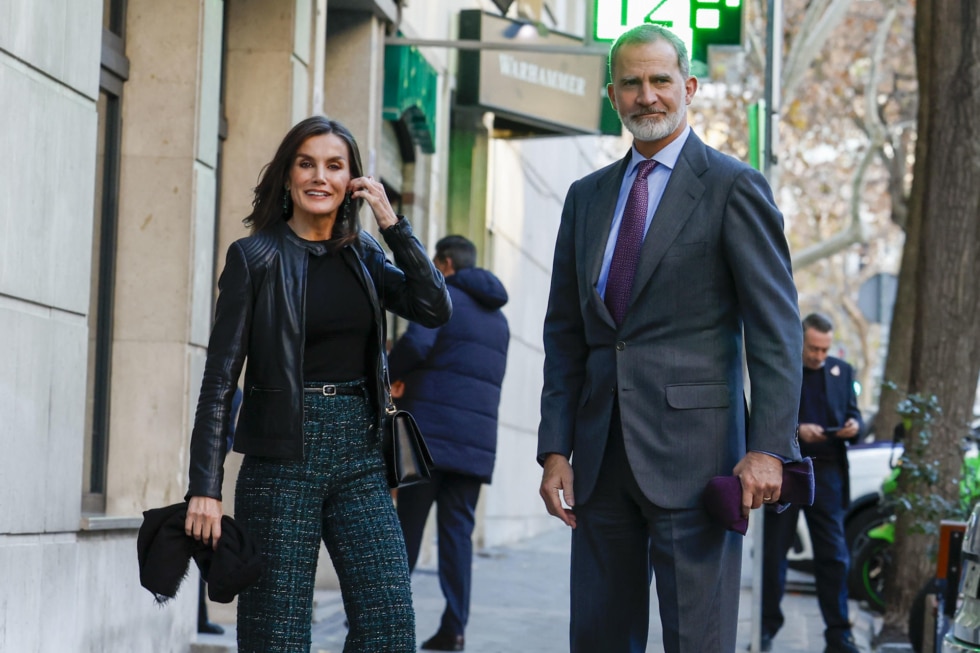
[621,110,682,142]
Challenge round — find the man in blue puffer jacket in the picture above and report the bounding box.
[388,235,509,652]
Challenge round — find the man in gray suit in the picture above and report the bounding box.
[537,24,803,653]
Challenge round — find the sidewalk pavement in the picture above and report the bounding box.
[196,526,877,653]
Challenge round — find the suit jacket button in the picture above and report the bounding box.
[615,341,626,351]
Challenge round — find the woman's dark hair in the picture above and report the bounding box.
[244,116,364,248]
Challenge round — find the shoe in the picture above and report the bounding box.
[824,631,860,653]
[421,630,465,651]
[197,621,225,635]
[760,632,773,652]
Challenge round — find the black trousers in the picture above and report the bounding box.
[762,459,851,640]
[397,470,483,637]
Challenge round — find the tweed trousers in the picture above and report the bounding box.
[235,380,415,653]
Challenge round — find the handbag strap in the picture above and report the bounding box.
[382,364,398,416]
[380,259,398,417]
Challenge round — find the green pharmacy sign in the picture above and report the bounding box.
[594,0,742,70]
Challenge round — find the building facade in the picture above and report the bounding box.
[0,0,620,649]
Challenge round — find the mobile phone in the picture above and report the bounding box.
[823,426,841,436]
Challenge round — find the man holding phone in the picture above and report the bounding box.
[760,313,864,653]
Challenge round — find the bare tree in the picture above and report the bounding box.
[789,4,898,269]
[697,1,915,413]
[775,0,913,411]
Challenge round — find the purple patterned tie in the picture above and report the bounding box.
[605,159,657,324]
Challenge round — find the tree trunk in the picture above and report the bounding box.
[874,206,921,443]
[883,0,980,632]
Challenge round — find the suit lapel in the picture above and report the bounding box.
[628,133,707,310]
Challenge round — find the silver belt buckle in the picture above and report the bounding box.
[321,385,338,396]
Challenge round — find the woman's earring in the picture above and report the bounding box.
[342,193,351,218]
[282,188,290,214]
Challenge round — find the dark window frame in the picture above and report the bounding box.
[84,3,129,514]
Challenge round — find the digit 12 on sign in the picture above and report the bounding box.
[593,0,694,56]
[593,0,743,69]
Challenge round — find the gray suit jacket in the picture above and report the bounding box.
[538,131,803,509]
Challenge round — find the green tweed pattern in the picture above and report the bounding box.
[235,381,415,652]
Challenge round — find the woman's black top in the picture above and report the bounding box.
[303,245,372,381]
[188,217,451,496]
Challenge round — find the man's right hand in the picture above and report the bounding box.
[798,422,828,444]
[539,454,577,528]
[186,496,223,550]
[390,379,405,399]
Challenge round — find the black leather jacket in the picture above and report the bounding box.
[187,218,452,500]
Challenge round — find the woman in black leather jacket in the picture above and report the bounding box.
[184,116,451,653]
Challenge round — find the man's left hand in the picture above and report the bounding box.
[732,452,783,518]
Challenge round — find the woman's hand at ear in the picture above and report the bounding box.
[350,176,399,230]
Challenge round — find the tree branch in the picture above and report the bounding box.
[782,0,854,103]
[792,5,899,270]
[792,221,863,269]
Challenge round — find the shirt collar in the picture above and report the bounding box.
[628,125,691,175]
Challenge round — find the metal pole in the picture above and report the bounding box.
[584,0,596,49]
[764,0,782,180]
[751,2,782,653]
[750,504,765,653]
[311,0,327,115]
[383,36,608,56]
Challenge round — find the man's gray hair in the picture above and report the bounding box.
[608,24,691,80]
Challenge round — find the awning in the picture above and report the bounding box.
[383,44,437,155]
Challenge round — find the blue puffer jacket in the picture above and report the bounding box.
[387,267,509,483]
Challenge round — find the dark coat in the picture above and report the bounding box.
[803,355,864,507]
[388,267,509,483]
[187,218,452,500]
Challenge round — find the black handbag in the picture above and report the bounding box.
[381,404,434,488]
[380,367,434,488]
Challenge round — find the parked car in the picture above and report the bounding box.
[786,439,901,574]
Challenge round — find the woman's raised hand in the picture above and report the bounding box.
[349,176,399,231]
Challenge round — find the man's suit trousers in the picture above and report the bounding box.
[570,406,742,653]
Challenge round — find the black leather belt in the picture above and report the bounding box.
[303,384,365,397]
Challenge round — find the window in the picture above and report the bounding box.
[83,0,128,513]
